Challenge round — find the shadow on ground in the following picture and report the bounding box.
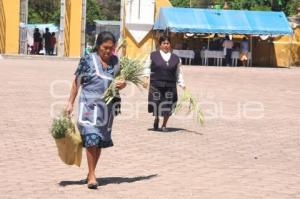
[148,128,203,135]
[59,174,158,187]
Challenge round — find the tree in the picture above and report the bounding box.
[97,0,120,20]
[178,0,299,16]
[28,0,60,24]
[86,0,105,26]
[28,0,119,26]
[282,0,300,16]
[170,0,210,8]
[170,0,190,7]
[210,0,272,11]
[194,0,211,8]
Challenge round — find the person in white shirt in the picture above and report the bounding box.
[222,35,234,66]
[143,35,185,132]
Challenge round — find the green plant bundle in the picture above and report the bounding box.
[103,56,145,104]
[175,89,205,126]
[50,111,73,139]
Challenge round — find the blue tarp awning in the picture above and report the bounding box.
[25,23,59,33]
[154,8,293,35]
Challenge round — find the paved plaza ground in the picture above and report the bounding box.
[0,57,299,199]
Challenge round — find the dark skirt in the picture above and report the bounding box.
[148,81,178,117]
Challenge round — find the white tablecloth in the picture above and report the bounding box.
[173,50,195,59]
[200,50,252,66]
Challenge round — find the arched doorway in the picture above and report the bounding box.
[19,0,86,57]
[19,0,62,55]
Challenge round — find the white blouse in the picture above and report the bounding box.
[143,50,185,88]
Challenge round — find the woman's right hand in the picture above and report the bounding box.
[143,76,149,89]
[65,102,74,117]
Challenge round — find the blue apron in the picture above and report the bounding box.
[77,53,119,148]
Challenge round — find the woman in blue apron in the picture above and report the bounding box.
[66,32,126,189]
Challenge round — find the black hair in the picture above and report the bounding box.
[93,31,116,52]
[159,35,171,45]
[46,28,49,32]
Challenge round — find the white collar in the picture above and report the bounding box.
[159,50,171,62]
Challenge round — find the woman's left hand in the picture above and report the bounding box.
[115,79,127,90]
[180,85,186,90]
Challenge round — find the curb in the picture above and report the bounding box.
[1,54,80,61]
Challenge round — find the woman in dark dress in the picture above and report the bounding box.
[66,32,126,189]
[143,36,186,132]
[33,28,41,54]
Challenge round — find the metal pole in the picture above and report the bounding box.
[151,0,156,52]
[250,35,253,67]
[138,0,141,19]
[118,0,126,57]
[19,0,28,54]
[58,0,65,57]
[208,37,210,50]
[129,0,132,22]
[119,0,124,42]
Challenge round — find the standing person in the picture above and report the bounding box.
[33,28,41,54]
[50,32,56,55]
[222,35,234,66]
[143,35,186,132]
[38,36,43,54]
[240,37,249,66]
[43,28,52,55]
[65,31,126,189]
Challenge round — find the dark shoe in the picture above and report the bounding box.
[87,182,98,189]
[161,126,168,132]
[153,119,159,130]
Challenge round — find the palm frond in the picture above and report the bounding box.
[103,56,145,104]
[175,89,205,126]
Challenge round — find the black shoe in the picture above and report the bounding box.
[161,126,168,132]
[153,119,159,130]
[87,182,98,189]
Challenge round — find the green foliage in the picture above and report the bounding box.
[86,0,105,26]
[210,0,274,10]
[170,0,300,16]
[28,0,60,25]
[50,111,73,139]
[104,57,145,104]
[99,0,121,20]
[175,89,205,126]
[170,0,210,8]
[170,0,190,7]
[285,0,300,16]
[28,0,119,26]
